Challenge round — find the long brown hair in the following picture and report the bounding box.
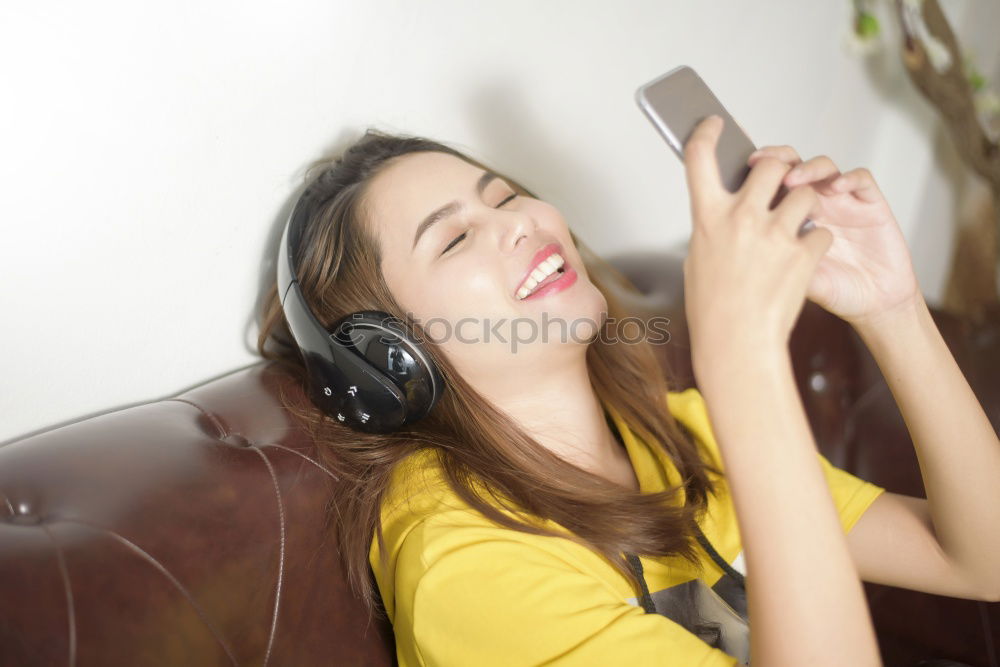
[256,129,724,623]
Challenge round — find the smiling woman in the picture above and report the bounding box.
[363,148,608,372]
[255,129,896,666]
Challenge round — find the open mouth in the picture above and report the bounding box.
[516,252,567,300]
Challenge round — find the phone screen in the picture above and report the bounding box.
[636,66,758,193]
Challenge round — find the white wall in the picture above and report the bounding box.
[2,0,997,443]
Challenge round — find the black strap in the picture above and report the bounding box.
[625,525,746,615]
[624,551,657,614]
[694,523,746,588]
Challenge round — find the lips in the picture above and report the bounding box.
[514,242,565,298]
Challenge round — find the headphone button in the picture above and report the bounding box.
[341,395,368,425]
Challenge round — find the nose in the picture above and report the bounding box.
[497,209,535,254]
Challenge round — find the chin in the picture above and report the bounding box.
[536,283,608,342]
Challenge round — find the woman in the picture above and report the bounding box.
[257,117,1000,666]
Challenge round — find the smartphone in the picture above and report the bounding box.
[635,65,757,193]
[636,65,815,234]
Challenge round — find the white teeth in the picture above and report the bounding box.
[516,253,566,300]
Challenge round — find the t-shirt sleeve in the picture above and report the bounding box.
[393,512,743,667]
[815,451,887,534]
[668,387,887,535]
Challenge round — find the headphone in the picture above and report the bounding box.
[275,181,445,434]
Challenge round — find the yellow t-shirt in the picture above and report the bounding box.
[369,387,887,666]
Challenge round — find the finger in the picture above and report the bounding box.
[783,155,842,187]
[829,167,884,203]
[747,145,802,167]
[682,115,727,214]
[737,155,793,213]
[774,184,820,236]
[809,172,847,196]
[799,224,834,266]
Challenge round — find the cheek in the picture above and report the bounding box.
[386,263,510,330]
[533,202,590,280]
[437,262,512,315]
[532,200,566,228]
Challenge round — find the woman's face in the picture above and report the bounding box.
[365,151,608,379]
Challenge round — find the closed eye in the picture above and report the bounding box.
[439,193,518,256]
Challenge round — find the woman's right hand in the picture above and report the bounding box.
[680,115,834,374]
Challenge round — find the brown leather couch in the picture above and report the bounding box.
[2,250,998,667]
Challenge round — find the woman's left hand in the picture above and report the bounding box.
[748,146,922,327]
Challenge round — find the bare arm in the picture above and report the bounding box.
[738,137,1000,601]
[679,115,882,665]
[696,344,882,667]
[850,296,1000,598]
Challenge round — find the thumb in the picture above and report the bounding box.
[805,263,834,307]
[800,225,834,266]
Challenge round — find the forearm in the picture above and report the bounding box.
[852,296,1000,595]
[696,346,881,667]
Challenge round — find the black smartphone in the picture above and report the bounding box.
[636,65,814,233]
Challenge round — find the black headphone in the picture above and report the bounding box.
[275,181,445,434]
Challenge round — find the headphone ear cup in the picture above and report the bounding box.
[333,311,444,423]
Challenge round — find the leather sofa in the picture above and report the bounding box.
[2,250,997,666]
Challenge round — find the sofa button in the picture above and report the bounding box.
[7,503,42,525]
[809,371,828,393]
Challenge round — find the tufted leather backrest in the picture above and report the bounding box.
[2,250,998,666]
[0,362,397,666]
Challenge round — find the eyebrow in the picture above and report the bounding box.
[411,170,499,254]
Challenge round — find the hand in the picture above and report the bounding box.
[681,115,835,366]
[746,144,921,327]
